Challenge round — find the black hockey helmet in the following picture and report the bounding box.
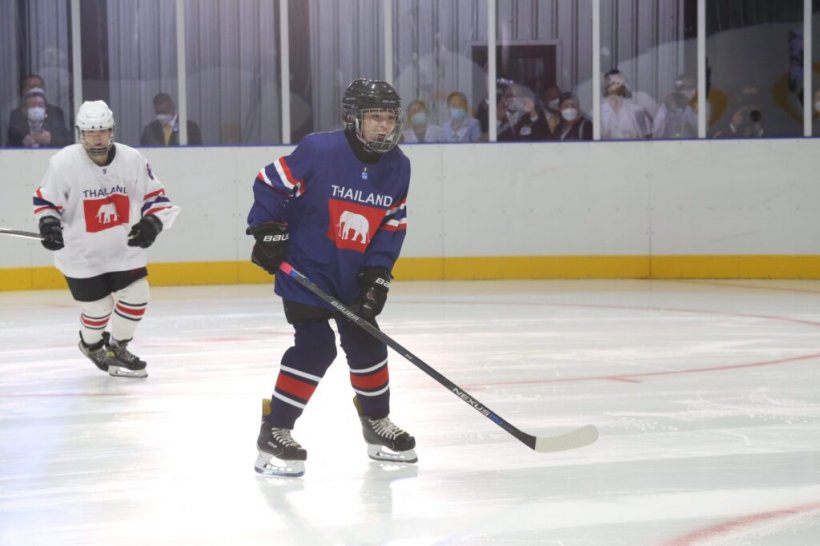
[342,78,404,153]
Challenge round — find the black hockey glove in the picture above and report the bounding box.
[248,222,289,274]
[127,214,163,248]
[349,267,391,322]
[38,216,64,251]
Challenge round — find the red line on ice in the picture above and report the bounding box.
[661,500,820,545]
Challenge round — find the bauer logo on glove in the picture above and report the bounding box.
[262,233,289,243]
[248,222,289,274]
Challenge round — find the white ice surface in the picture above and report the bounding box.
[1,279,819,545]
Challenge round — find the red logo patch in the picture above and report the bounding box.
[83,194,130,233]
[327,199,385,252]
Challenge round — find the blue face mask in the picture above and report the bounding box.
[448,107,467,121]
[410,112,427,127]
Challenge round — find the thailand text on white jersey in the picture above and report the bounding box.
[33,143,181,278]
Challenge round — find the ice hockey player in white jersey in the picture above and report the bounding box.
[32,100,180,378]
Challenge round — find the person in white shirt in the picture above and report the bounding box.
[440,91,481,143]
[600,69,653,140]
[401,100,445,143]
[33,100,181,378]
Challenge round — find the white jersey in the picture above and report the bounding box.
[33,143,181,278]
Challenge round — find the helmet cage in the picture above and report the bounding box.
[351,107,404,154]
[78,127,115,157]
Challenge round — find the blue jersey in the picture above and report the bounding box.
[248,130,411,308]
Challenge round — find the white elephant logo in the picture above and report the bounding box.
[337,211,369,244]
[96,202,119,224]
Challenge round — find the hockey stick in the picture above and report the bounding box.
[0,228,42,240]
[278,262,599,453]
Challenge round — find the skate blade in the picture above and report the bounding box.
[367,444,418,464]
[108,366,148,378]
[254,451,305,477]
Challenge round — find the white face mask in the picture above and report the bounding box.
[27,106,46,123]
[815,101,820,113]
[561,108,579,121]
[547,98,560,111]
[156,113,174,125]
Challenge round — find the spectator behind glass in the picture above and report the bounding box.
[556,92,592,141]
[711,85,765,139]
[541,85,563,139]
[600,69,653,140]
[440,91,480,143]
[652,75,698,139]
[6,89,72,148]
[6,74,71,147]
[140,92,203,146]
[475,78,515,141]
[401,100,445,143]
[498,83,550,142]
[813,89,820,135]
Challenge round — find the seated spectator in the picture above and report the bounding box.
[140,92,202,146]
[556,92,592,141]
[813,89,820,136]
[402,100,445,143]
[440,91,480,142]
[6,88,72,148]
[498,84,551,142]
[541,85,563,139]
[6,74,71,147]
[600,69,652,140]
[711,85,764,139]
[475,78,515,141]
[652,77,698,139]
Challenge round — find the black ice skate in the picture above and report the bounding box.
[79,331,110,372]
[254,398,307,477]
[354,396,418,463]
[103,338,148,378]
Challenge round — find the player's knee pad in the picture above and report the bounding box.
[285,320,338,372]
[339,323,387,368]
[113,277,149,322]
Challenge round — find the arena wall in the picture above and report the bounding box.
[1,139,819,290]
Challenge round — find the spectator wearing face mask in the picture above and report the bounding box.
[401,100,445,143]
[6,74,71,148]
[6,89,72,148]
[556,92,592,141]
[140,92,203,146]
[440,92,480,143]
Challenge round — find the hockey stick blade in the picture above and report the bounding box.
[0,228,42,240]
[278,262,599,453]
[533,424,598,453]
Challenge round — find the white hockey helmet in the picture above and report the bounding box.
[76,100,115,157]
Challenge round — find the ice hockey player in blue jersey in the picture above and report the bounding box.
[248,78,417,477]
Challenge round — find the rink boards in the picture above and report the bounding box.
[1,138,819,290]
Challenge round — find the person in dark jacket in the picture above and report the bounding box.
[556,92,593,141]
[6,88,72,148]
[6,74,71,148]
[140,92,202,146]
